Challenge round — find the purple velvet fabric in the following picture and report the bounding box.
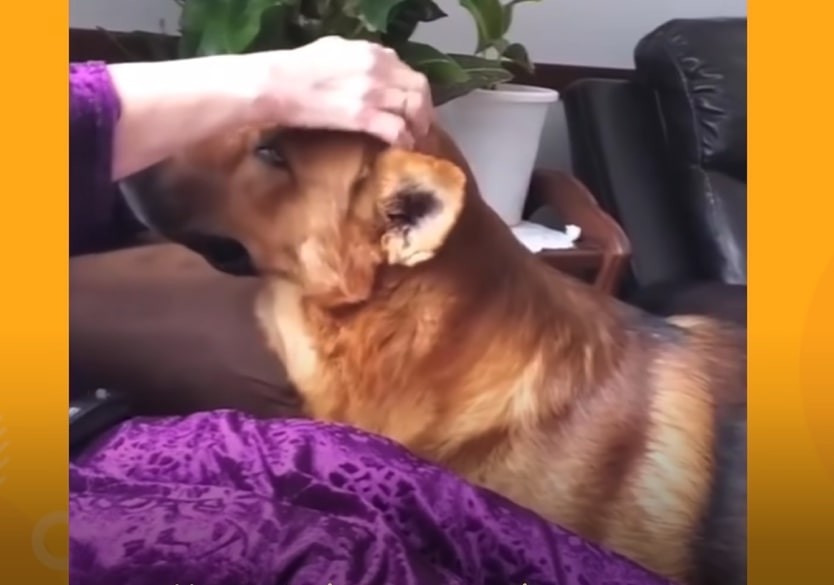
[70,412,674,585]
[68,62,676,585]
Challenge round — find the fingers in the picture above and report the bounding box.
[406,84,433,139]
[389,61,429,93]
[376,87,409,115]
[361,110,414,148]
[370,88,432,148]
[269,37,433,146]
[374,82,432,142]
[389,63,433,137]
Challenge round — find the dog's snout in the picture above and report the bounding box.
[178,233,257,277]
[118,165,257,277]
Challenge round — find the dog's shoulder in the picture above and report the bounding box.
[624,307,746,369]
[621,306,747,408]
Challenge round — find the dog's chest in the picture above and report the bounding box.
[255,283,421,429]
[256,282,323,394]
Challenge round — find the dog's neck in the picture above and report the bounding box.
[258,194,630,452]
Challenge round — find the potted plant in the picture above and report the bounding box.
[167,0,551,225]
[434,0,558,226]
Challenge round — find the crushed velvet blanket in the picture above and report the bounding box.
[69,411,674,585]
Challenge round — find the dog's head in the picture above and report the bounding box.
[121,128,467,306]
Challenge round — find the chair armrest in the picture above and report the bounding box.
[527,170,631,294]
[678,167,746,284]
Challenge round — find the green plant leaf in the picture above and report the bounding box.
[248,4,298,51]
[458,0,505,53]
[358,0,409,32]
[502,0,541,35]
[405,0,446,22]
[178,0,291,56]
[397,2,448,28]
[282,14,320,45]
[298,0,331,19]
[431,53,513,105]
[396,41,469,84]
[196,12,232,55]
[382,0,447,44]
[490,37,508,55]
[178,0,212,57]
[501,41,533,73]
[448,53,513,86]
[187,0,251,55]
[225,0,287,53]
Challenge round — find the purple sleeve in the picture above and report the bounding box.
[70,62,139,255]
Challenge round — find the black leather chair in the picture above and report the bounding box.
[563,18,747,310]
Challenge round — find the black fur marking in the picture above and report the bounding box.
[696,404,747,585]
[386,186,437,227]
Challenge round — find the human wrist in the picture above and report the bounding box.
[179,54,266,127]
[244,49,299,127]
[107,55,265,179]
[211,53,274,126]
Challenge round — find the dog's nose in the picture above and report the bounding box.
[178,233,258,277]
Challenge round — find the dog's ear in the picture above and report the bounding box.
[373,149,467,267]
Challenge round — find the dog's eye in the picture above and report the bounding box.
[254,145,287,169]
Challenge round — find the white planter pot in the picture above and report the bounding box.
[437,84,559,225]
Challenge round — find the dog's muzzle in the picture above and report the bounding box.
[177,233,258,277]
[119,174,258,277]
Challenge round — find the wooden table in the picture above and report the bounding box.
[524,170,631,295]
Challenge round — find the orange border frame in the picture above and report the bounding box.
[1,4,833,584]
[749,3,834,583]
[0,3,69,582]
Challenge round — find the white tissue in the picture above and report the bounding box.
[510,221,581,253]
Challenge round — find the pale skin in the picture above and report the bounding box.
[108,36,433,181]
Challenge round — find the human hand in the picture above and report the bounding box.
[248,36,433,147]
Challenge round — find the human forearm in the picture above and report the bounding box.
[108,55,264,181]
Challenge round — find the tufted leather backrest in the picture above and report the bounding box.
[633,18,747,284]
[635,18,747,181]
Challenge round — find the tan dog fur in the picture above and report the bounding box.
[127,125,746,584]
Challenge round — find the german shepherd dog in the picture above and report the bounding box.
[121,126,746,585]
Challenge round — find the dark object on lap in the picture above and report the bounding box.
[70,389,133,459]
